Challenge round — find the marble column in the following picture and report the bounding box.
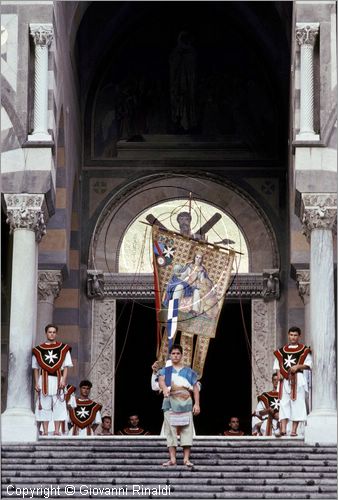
[36,270,62,344]
[300,193,337,444]
[296,270,310,345]
[1,194,48,442]
[28,24,53,142]
[295,23,319,141]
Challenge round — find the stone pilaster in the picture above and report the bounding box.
[295,269,310,345]
[295,23,319,141]
[36,270,62,343]
[2,194,49,442]
[300,193,337,444]
[28,24,53,142]
[251,299,277,410]
[90,298,116,423]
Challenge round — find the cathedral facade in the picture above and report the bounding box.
[1,1,336,442]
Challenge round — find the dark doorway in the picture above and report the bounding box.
[196,300,252,435]
[115,299,251,435]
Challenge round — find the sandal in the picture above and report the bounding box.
[290,432,298,437]
[162,460,176,467]
[184,460,194,467]
[53,431,61,436]
[276,431,286,438]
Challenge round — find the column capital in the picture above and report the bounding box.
[296,23,319,47]
[295,269,310,304]
[301,193,337,241]
[4,194,49,243]
[29,23,53,47]
[38,270,62,302]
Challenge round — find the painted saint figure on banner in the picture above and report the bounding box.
[163,251,218,319]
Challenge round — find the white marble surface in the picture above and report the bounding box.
[305,411,337,444]
[1,409,37,442]
[306,228,337,443]
[2,229,38,441]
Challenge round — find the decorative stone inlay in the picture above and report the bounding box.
[4,194,48,242]
[262,269,280,300]
[296,269,310,303]
[86,272,275,300]
[296,23,319,47]
[29,24,53,47]
[90,299,115,416]
[251,299,277,406]
[38,270,62,302]
[301,193,337,241]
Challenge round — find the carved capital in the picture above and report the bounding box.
[295,269,310,303]
[29,24,53,47]
[87,270,104,298]
[296,23,319,47]
[301,193,337,241]
[262,269,280,300]
[38,270,62,302]
[4,194,49,243]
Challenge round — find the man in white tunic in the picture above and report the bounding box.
[273,326,312,437]
[252,373,280,436]
[69,380,102,436]
[32,324,73,436]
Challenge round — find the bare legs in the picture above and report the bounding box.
[163,446,193,467]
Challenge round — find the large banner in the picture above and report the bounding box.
[152,225,235,377]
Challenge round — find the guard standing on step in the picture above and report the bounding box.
[69,380,102,436]
[32,324,73,436]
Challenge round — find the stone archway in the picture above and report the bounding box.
[86,174,280,420]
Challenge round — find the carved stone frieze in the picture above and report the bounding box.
[86,272,277,300]
[4,194,49,242]
[29,24,53,47]
[301,193,337,241]
[296,23,319,47]
[296,269,310,303]
[38,270,62,302]
[90,299,115,416]
[251,299,276,408]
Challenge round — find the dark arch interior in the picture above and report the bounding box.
[76,1,291,161]
[115,299,251,435]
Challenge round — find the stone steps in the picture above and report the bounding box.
[1,438,336,499]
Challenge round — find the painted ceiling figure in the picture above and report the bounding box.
[170,31,197,132]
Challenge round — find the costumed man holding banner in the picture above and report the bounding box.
[32,324,73,436]
[273,326,312,437]
[159,344,200,467]
[252,373,280,436]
